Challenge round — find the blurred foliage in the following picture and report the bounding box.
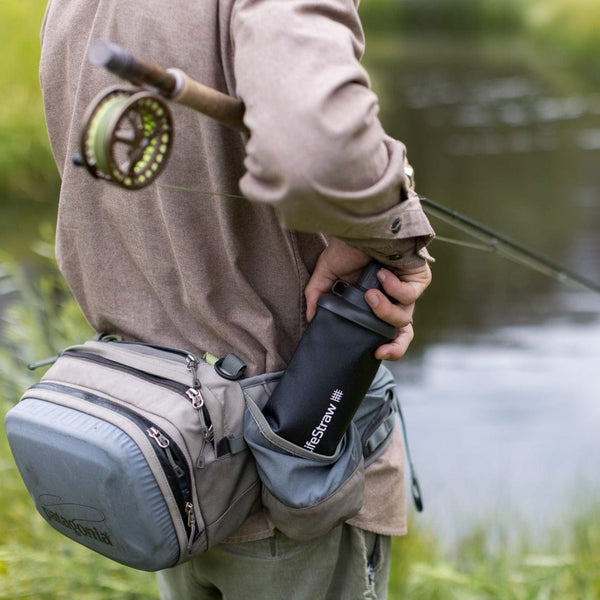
[359,0,600,81]
[361,0,524,35]
[0,226,92,404]
[0,0,58,202]
[526,0,600,53]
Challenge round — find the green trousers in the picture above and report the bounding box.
[156,524,391,600]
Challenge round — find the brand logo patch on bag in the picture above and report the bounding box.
[40,495,114,546]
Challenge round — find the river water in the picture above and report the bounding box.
[2,35,599,548]
[369,36,600,546]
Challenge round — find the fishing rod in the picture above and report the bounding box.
[76,40,600,297]
[419,196,600,295]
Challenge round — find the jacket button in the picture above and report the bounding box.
[390,217,402,234]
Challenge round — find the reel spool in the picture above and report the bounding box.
[78,86,174,189]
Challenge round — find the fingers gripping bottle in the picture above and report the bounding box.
[262,261,397,456]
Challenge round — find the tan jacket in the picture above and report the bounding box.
[40,0,434,540]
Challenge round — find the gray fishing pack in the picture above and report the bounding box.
[5,336,401,571]
[5,337,264,571]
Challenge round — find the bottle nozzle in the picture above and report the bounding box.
[356,261,383,292]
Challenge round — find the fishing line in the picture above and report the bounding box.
[432,236,491,252]
[157,182,600,296]
[420,195,600,296]
[79,40,600,299]
[158,183,246,201]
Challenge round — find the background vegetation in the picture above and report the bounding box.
[0,1,57,201]
[2,0,600,597]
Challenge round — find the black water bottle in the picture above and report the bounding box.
[262,261,397,455]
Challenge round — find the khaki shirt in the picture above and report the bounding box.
[40,0,434,539]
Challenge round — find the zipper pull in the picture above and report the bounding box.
[185,502,196,528]
[186,354,201,389]
[200,412,214,443]
[185,354,213,441]
[147,426,170,448]
[148,428,186,478]
[27,355,60,370]
[184,388,213,442]
[185,387,204,409]
[198,410,214,442]
[196,445,206,469]
[185,502,197,552]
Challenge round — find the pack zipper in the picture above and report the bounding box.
[96,335,202,370]
[61,348,214,444]
[29,337,201,372]
[33,381,199,548]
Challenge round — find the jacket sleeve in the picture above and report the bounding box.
[231,0,434,270]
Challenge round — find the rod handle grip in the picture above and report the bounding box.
[167,68,247,133]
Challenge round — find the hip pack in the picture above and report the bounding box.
[5,336,402,571]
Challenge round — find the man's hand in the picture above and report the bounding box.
[305,238,431,361]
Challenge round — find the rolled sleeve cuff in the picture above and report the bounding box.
[338,192,436,271]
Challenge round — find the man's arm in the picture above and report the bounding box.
[231,0,434,273]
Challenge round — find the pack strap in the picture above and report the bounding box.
[362,412,395,458]
[214,353,247,380]
[361,389,424,513]
[394,395,424,513]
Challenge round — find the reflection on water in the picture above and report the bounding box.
[389,314,600,547]
[401,70,600,157]
[369,38,600,544]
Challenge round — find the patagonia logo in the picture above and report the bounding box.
[39,495,114,547]
[303,388,344,452]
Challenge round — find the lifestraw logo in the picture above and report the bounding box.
[303,388,344,452]
[330,389,344,403]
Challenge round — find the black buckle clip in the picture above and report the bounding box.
[214,353,247,380]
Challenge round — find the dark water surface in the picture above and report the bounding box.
[2,35,599,547]
[368,36,600,545]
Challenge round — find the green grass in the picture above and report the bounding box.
[388,515,600,599]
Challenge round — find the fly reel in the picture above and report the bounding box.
[78,86,174,190]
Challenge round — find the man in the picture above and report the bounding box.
[39,0,434,597]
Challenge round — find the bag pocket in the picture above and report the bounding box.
[186,375,262,549]
[241,365,401,541]
[244,395,365,540]
[5,387,190,571]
